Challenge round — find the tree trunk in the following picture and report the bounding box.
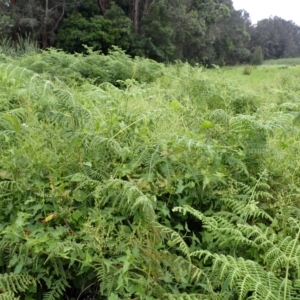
[10,0,19,40]
[143,0,149,16]
[97,0,109,14]
[41,0,49,49]
[133,0,140,34]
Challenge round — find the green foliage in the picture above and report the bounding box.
[250,17,300,60]
[17,46,163,85]
[56,5,132,54]
[1,50,300,299]
[251,46,264,65]
[0,35,39,56]
[242,65,252,75]
[0,0,261,65]
[264,57,300,65]
[164,197,300,299]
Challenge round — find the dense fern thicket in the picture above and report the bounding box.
[1,50,300,299]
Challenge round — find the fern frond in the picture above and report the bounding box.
[0,292,19,300]
[44,241,84,264]
[153,222,190,258]
[0,273,35,293]
[94,258,118,296]
[43,279,69,300]
[98,179,155,220]
[165,293,228,300]
[191,252,281,300]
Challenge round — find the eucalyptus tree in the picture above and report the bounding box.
[249,17,300,60]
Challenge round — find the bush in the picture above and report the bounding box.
[242,65,252,75]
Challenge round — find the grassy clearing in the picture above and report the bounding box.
[264,57,300,65]
[219,63,300,104]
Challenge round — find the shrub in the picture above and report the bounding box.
[243,65,252,75]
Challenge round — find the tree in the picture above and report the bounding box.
[249,17,300,60]
[251,46,264,65]
[56,1,132,53]
[214,8,251,65]
[0,0,70,48]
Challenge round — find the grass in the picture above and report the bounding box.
[215,63,300,105]
[264,57,300,65]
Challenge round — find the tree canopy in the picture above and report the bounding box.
[1,0,300,64]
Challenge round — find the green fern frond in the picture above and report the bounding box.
[99,179,155,220]
[0,292,19,300]
[210,109,230,125]
[191,252,281,300]
[165,293,228,300]
[153,222,190,258]
[0,273,35,293]
[94,258,118,296]
[43,279,69,300]
[44,241,84,264]
[89,136,123,158]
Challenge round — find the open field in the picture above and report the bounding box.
[222,63,300,91]
[1,50,300,299]
[264,57,300,66]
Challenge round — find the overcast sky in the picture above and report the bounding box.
[232,0,300,25]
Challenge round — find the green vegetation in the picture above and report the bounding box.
[1,49,300,299]
[242,65,252,75]
[264,57,300,66]
[1,0,300,65]
[250,46,264,66]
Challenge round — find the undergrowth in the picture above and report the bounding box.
[0,49,300,299]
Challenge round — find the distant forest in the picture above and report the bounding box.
[1,0,300,65]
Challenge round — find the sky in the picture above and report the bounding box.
[232,0,300,26]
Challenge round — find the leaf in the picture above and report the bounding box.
[72,210,82,221]
[3,113,21,133]
[40,213,57,223]
[175,179,185,194]
[160,271,173,283]
[0,169,13,179]
[70,173,86,182]
[14,261,24,274]
[200,120,214,129]
[72,190,88,202]
[108,294,120,300]
[83,161,92,167]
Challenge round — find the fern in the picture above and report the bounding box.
[168,198,300,299]
[0,292,19,300]
[0,273,35,294]
[97,178,156,221]
[43,279,68,300]
[165,293,229,300]
[94,257,119,296]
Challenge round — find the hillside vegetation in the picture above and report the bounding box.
[1,50,300,299]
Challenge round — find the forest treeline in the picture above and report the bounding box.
[1,0,300,65]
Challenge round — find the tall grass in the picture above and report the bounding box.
[264,57,300,65]
[0,34,39,56]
